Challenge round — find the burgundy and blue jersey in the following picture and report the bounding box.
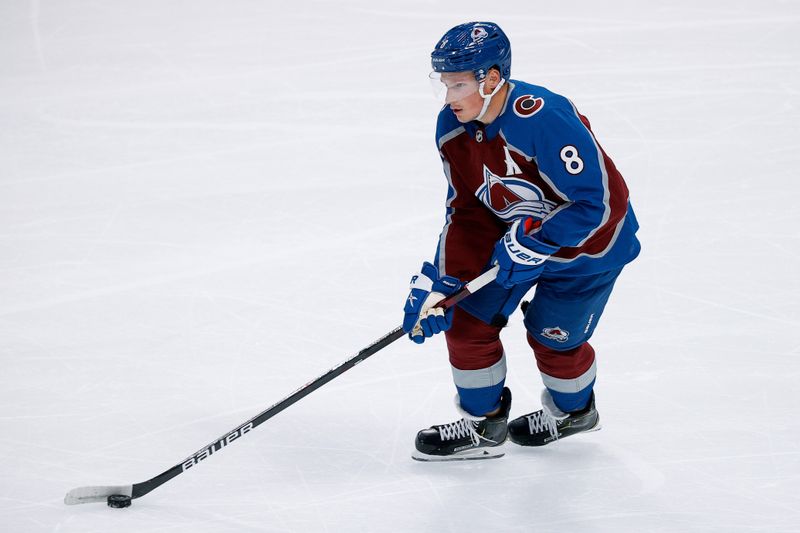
[433,80,640,282]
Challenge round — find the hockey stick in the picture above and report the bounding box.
[64,265,499,505]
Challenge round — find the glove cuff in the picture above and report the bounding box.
[503,218,560,265]
[503,232,551,266]
[524,235,559,256]
[409,271,434,292]
[412,261,462,296]
[433,275,462,296]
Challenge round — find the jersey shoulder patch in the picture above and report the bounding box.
[506,81,571,120]
[512,94,545,118]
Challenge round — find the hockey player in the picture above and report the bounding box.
[402,22,641,461]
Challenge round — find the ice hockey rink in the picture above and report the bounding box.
[2,1,799,531]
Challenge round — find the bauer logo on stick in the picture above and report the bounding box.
[181,422,254,471]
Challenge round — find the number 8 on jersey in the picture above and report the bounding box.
[560,145,584,175]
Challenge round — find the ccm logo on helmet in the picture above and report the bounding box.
[513,95,545,118]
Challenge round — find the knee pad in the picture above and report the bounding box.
[445,307,503,370]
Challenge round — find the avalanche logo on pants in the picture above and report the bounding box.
[476,166,557,222]
[542,327,569,343]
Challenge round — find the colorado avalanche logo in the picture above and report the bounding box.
[541,327,569,343]
[471,27,489,43]
[476,166,557,222]
[513,95,545,118]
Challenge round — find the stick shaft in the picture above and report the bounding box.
[67,265,499,503]
[130,325,405,498]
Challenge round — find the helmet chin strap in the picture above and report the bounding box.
[474,78,506,122]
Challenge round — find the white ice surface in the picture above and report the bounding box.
[2,1,799,531]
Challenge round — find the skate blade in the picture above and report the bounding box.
[411,447,505,462]
[586,422,602,433]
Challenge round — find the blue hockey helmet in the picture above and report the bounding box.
[431,22,511,81]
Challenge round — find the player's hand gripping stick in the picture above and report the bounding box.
[493,216,558,288]
[402,262,463,344]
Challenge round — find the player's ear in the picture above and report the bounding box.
[485,67,502,91]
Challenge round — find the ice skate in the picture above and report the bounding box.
[412,387,511,461]
[508,390,600,447]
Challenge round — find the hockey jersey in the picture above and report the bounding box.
[433,80,641,282]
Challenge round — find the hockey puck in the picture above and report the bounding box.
[107,494,132,508]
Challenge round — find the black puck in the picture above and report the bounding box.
[107,494,132,508]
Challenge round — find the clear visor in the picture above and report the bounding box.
[429,71,480,104]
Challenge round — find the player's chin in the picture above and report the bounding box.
[451,108,475,123]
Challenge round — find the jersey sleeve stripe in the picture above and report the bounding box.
[435,155,458,277]
[567,99,612,248]
[547,212,627,263]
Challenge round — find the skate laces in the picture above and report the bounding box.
[525,410,559,440]
[526,389,569,440]
[437,418,482,446]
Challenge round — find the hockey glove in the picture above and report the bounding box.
[493,217,559,289]
[402,261,462,344]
